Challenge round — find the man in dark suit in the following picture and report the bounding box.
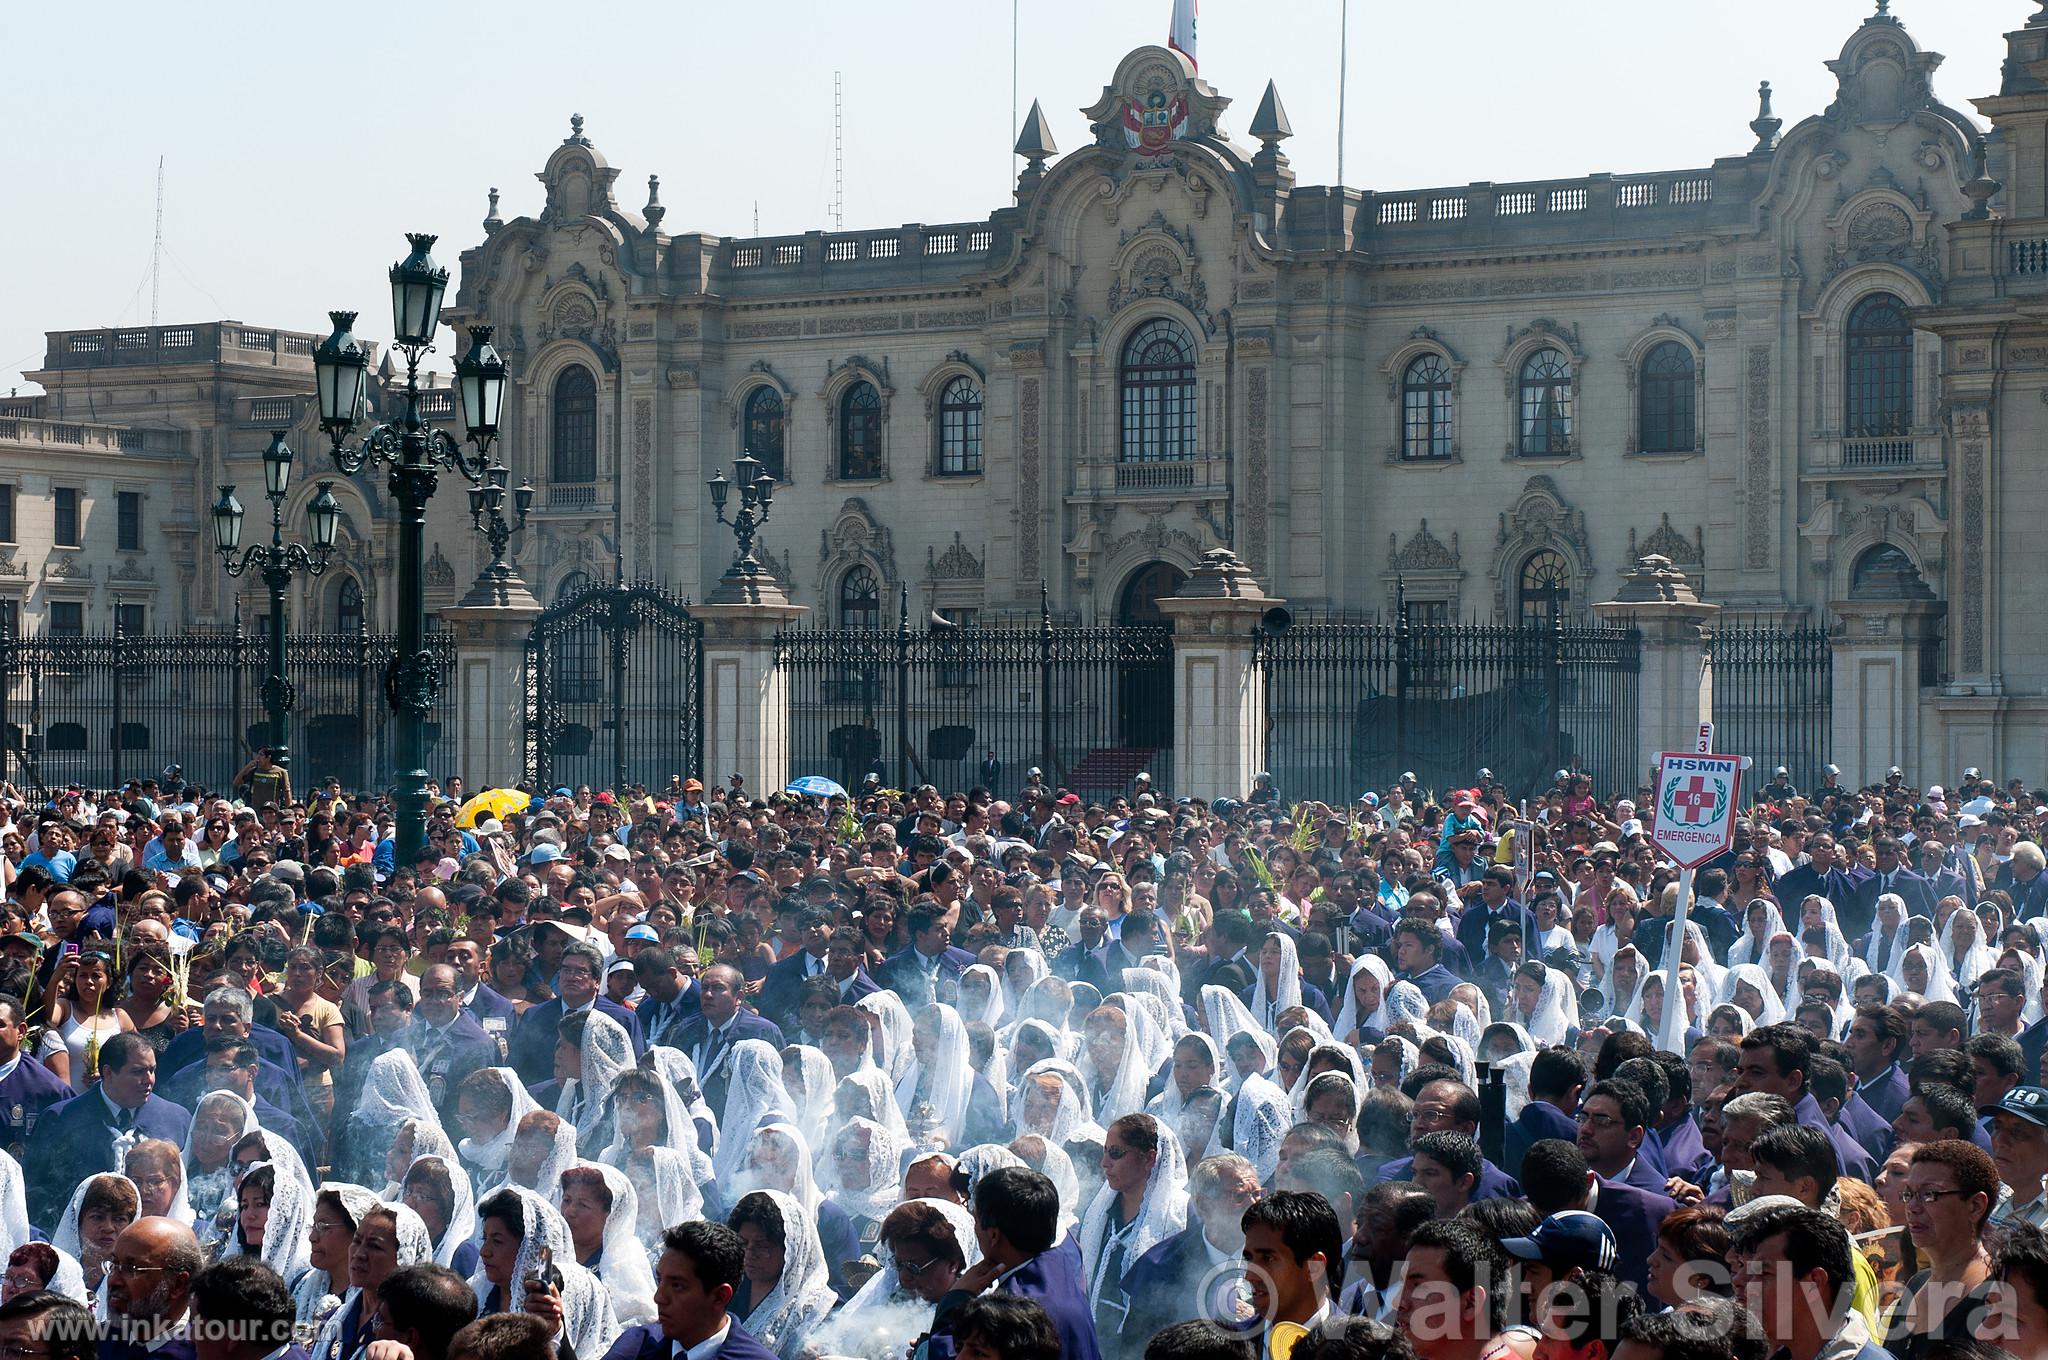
[156,989,299,1091]
[1051,911,1112,996]
[1122,1152,1260,1345]
[1996,841,2048,922]
[927,1167,1100,1360]
[193,1041,317,1174]
[599,1221,779,1360]
[1520,1137,1674,1295]
[1776,834,1870,927]
[190,1257,313,1360]
[1853,838,1936,935]
[1454,867,1532,973]
[758,909,836,1032]
[877,904,976,1009]
[671,965,783,1116]
[0,993,73,1164]
[1391,920,1462,1006]
[1372,1077,1523,1199]
[1651,1061,1714,1186]
[1184,911,1258,1008]
[629,947,701,1051]
[1575,1078,1670,1197]
[1506,1047,1583,1182]
[1686,867,1742,959]
[445,937,519,1059]
[506,939,643,1087]
[27,1033,187,1231]
[404,964,503,1136]
[99,1216,200,1360]
[822,934,880,1007]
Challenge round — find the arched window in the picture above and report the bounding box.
[555,572,600,703]
[1401,354,1454,460]
[1846,293,1913,438]
[838,382,883,480]
[1518,550,1572,626]
[1638,342,1696,454]
[1120,319,1197,463]
[1518,348,1573,457]
[551,366,598,485]
[839,565,880,627]
[743,387,786,482]
[337,578,363,634]
[936,376,983,476]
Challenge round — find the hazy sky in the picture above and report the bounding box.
[0,0,2015,395]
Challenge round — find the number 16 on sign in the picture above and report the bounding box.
[1650,749,1744,1056]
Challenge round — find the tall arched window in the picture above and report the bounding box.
[1638,341,1697,454]
[1401,354,1454,460]
[1846,292,1913,438]
[936,376,983,476]
[555,572,600,702]
[336,578,363,634]
[1120,319,1197,463]
[838,382,883,480]
[839,565,880,627]
[551,366,598,485]
[1518,551,1572,626]
[1518,348,1573,457]
[743,387,786,482]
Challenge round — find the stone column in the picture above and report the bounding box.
[438,569,544,787]
[1592,554,1719,778]
[1156,549,1279,800]
[1829,597,1943,787]
[693,564,808,794]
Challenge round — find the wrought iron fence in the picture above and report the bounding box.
[1704,618,1834,797]
[523,580,704,793]
[1258,615,1642,802]
[0,624,457,796]
[774,588,1173,799]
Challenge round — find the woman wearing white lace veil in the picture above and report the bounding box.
[781,1044,839,1151]
[1145,1033,1222,1130]
[554,1010,633,1153]
[1940,907,2001,988]
[1002,950,1049,1019]
[456,1067,540,1194]
[1731,899,1788,968]
[556,1162,656,1328]
[732,1121,864,1294]
[894,1004,975,1148]
[821,1115,905,1248]
[1380,980,1431,1035]
[1121,971,1190,1040]
[1006,1019,1068,1097]
[855,990,915,1082]
[956,1144,1027,1198]
[957,964,1007,1030]
[471,1185,619,1360]
[1863,894,1914,974]
[184,1090,261,1232]
[53,1173,136,1312]
[295,1184,381,1325]
[1891,941,1961,1004]
[379,1119,458,1202]
[1621,969,1686,1037]
[1496,1049,1538,1121]
[1000,976,1079,1061]
[728,1188,837,1360]
[1371,1035,1421,1090]
[1418,1031,1477,1091]
[0,1151,28,1261]
[398,1153,477,1275]
[1077,1112,1188,1341]
[1722,963,1789,1024]
[1009,1134,1083,1235]
[2001,945,2048,1026]
[346,1050,440,1190]
[1198,986,1277,1075]
[642,1046,719,1156]
[1331,956,1395,1044]
[823,1068,911,1153]
[307,1201,432,1360]
[1519,967,1578,1048]
[1015,1059,1107,1147]
[713,1039,797,1185]
[508,1112,582,1199]
[1080,1002,1168,1126]
[1246,933,1305,1027]
[598,1066,711,1251]
[221,1147,315,1287]
[807,1199,980,1360]
[1786,896,1856,979]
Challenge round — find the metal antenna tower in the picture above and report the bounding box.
[833,71,845,231]
[151,156,165,327]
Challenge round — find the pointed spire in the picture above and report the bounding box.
[643,174,666,231]
[1750,81,1782,154]
[1249,80,1293,143]
[1014,99,1057,160]
[483,186,503,236]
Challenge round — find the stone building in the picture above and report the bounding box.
[12,2,2048,780]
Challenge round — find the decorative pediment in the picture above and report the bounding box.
[927,532,985,581]
[1388,520,1461,573]
[425,544,457,590]
[817,497,898,596]
[536,114,624,224]
[1491,476,1593,617]
[1081,46,1231,161]
[43,555,91,582]
[1821,192,1941,288]
[1627,514,1704,567]
[107,559,157,583]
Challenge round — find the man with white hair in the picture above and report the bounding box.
[1121,1153,1261,1342]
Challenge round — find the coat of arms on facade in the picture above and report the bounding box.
[1122,88,1188,157]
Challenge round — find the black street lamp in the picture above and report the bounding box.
[212,431,342,772]
[466,462,535,589]
[311,234,507,866]
[706,450,776,581]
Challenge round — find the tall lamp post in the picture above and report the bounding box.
[212,431,343,773]
[706,451,775,579]
[467,463,534,591]
[310,233,508,866]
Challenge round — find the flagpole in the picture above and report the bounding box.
[1338,0,1349,189]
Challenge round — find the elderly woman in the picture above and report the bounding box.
[555,1163,656,1327]
[53,1174,136,1297]
[1885,1139,1999,1360]
[726,1190,838,1360]
[309,1201,432,1360]
[471,1186,619,1360]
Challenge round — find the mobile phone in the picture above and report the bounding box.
[60,943,78,958]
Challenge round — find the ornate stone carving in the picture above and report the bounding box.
[43,556,90,581]
[1746,346,1773,570]
[927,532,984,581]
[633,399,653,577]
[1019,377,1041,581]
[1107,514,1201,560]
[1491,476,1590,616]
[1822,197,1940,286]
[1245,367,1269,574]
[1959,402,1988,671]
[1388,520,1460,572]
[816,498,898,596]
[425,545,456,590]
[1627,513,1704,567]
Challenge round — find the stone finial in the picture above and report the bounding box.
[2032,0,2048,29]
[1750,81,1782,154]
[483,186,503,236]
[1249,80,1293,143]
[1014,99,1057,160]
[1607,553,1702,606]
[1963,139,2001,221]
[1170,548,1273,602]
[644,174,666,231]
[568,113,588,144]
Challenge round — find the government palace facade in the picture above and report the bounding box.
[11,3,2048,776]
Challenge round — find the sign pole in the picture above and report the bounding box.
[1655,866,1695,1055]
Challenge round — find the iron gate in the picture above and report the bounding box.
[773,586,1173,798]
[1258,614,1642,802]
[524,580,704,793]
[1704,618,1833,796]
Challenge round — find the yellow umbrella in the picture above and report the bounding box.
[456,787,531,828]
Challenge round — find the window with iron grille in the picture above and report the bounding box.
[839,383,883,480]
[116,603,146,636]
[1401,355,1454,459]
[1119,319,1197,463]
[836,566,881,701]
[337,578,364,634]
[1638,342,1696,453]
[49,602,84,637]
[1846,293,1913,438]
[117,491,143,552]
[53,488,80,547]
[0,486,13,543]
[936,377,983,476]
[551,366,599,485]
[554,573,600,703]
[743,387,787,482]
[1518,551,1572,625]
[1518,349,1573,456]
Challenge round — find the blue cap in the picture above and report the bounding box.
[552,787,573,798]
[624,924,659,942]
[1501,1211,1617,1272]
[1997,1086,2048,1128]
[525,843,564,865]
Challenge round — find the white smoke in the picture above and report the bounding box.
[806,1291,941,1360]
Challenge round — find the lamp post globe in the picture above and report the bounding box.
[211,486,244,553]
[313,311,370,434]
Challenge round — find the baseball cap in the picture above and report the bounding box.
[525,843,565,865]
[1500,1211,1617,1273]
[624,924,660,943]
[600,844,630,862]
[684,778,704,793]
[1997,1086,2048,1128]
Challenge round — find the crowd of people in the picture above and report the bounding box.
[3,756,2048,1360]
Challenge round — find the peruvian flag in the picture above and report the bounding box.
[1169,0,1198,68]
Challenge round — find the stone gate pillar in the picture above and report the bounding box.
[693,566,808,795]
[1156,549,1278,802]
[1830,597,1942,788]
[439,570,544,787]
[1592,554,1719,780]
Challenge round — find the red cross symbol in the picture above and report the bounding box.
[1675,775,1718,824]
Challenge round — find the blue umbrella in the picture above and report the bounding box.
[785,775,849,799]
